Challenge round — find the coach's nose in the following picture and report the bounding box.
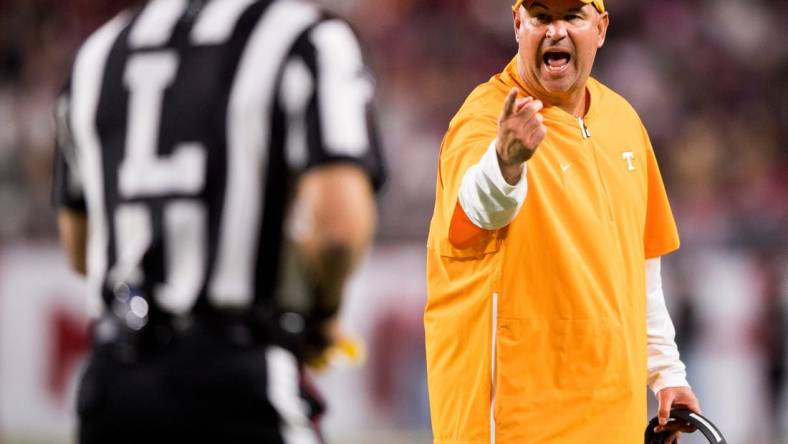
[545,20,568,41]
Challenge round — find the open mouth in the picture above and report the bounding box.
[542,51,571,71]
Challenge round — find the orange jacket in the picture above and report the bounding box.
[425,59,679,443]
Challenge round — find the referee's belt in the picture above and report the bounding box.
[91,310,259,363]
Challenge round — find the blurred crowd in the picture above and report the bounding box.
[0,0,786,441]
[1,0,786,246]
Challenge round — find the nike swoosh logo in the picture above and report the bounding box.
[561,163,572,172]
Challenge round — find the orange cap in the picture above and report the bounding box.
[513,0,605,13]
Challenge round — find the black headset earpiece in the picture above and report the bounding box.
[644,408,727,444]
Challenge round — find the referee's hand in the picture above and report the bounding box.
[496,88,546,184]
[654,386,702,443]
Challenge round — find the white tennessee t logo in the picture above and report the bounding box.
[622,151,636,171]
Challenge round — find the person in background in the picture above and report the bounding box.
[53,0,384,442]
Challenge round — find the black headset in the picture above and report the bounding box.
[645,408,727,444]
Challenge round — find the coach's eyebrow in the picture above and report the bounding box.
[528,3,584,13]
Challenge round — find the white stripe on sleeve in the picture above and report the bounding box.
[280,56,313,170]
[311,20,372,156]
[458,138,527,230]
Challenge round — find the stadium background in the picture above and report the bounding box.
[0,0,786,443]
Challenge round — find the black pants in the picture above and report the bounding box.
[76,323,323,444]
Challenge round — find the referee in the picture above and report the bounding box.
[52,0,384,442]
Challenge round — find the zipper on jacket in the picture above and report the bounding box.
[578,117,591,139]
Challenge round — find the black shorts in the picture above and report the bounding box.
[76,323,324,444]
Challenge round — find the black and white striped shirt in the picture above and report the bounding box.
[53,0,385,322]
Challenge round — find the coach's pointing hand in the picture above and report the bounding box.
[496,87,546,184]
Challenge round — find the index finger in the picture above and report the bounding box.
[513,96,534,114]
[658,396,673,426]
[502,88,518,118]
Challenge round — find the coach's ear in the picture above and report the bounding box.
[58,208,88,275]
[596,11,609,48]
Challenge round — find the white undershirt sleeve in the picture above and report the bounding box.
[646,257,690,393]
[457,138,528,230]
